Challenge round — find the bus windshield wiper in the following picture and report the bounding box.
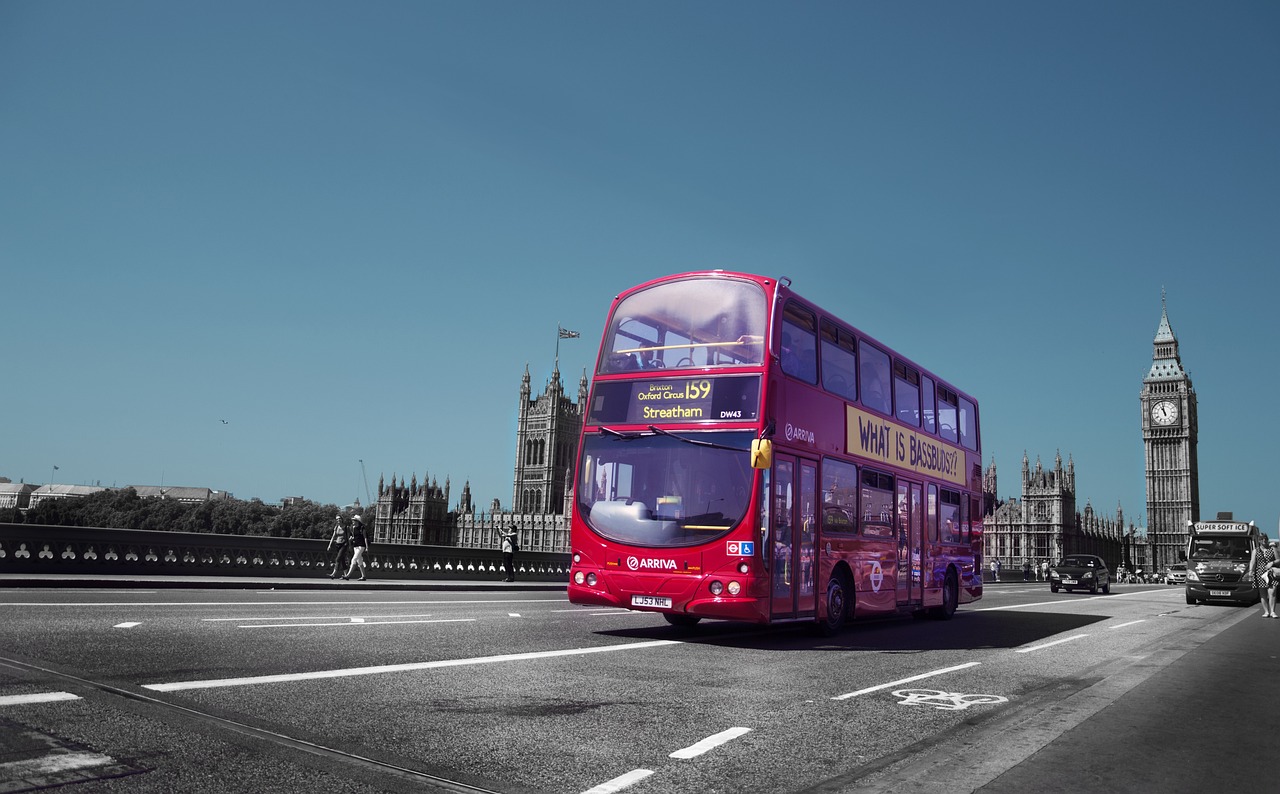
[599,426,644,441]
[647,426,748,453]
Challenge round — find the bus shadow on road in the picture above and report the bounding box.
[597,610,1108,653]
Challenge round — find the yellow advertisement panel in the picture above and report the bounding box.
[846,405,967,487]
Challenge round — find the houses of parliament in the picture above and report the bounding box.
[374,299,1201,574]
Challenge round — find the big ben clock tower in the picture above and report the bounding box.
[1140,294,1199,571]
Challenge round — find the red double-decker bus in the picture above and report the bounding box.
[567,271,983,632]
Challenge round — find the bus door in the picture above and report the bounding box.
[896,480,924,606]
[771,454,817,620]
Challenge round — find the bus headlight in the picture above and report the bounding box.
[709,580,724,596]
[727,581,742,596]
[573,553,581,564]
[587,573,597,587]
[574,571,585,585]
[738,562,749,574]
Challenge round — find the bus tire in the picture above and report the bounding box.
[663,613,701,629]
[818,571,851,636]
[930,571,958,620]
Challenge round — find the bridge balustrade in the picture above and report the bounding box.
[0,523,569,582]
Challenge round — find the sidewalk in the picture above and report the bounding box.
[0,573,567,591]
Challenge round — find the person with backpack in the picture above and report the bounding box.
[326,514,350,579]
[342,514,370,581]
[499,524,519,582]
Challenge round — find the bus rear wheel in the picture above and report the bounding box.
[930,571,958,620]
[818,571,851,635]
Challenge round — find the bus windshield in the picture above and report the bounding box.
[599,276,768,373]
[577,430,755,547]
[1189,536,1251,561]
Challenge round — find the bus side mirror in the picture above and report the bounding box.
[751,438,773,470]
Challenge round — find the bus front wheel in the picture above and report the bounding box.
[818,571,851,635]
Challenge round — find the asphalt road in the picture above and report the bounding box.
[0,579,1271,793]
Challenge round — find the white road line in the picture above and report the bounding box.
[976,589,1173,611]
[0,691,81,707]
[143,639,682,691]
[1109,620,1146,629]
[0,598,567,607]
[114,621,142,628]
[0,750,116,776]
[832,662,982,700]
[203,613,438,622]
[238,618,475,629]
[508,613,522,617]
[669,727,752,759]
[1016,634,1089,653]
[580,769,654,794]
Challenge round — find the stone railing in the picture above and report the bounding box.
[0,523,569,582]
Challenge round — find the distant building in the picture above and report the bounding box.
[1140,295,1199,571]
[128,486,234,503]
[982,452,1145,575]
[0,482,37,510]
[370,362,588,553]
[28,484,111,509]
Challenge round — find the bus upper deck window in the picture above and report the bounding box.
[894,360,921,427]
[820,320,857,402]
[858,341,892,416]
[780,303,817,384]
[921,376,936,434]
[937,386,959,443]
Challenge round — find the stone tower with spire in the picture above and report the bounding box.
[1140,293,1199,571]
[513,363,589,515]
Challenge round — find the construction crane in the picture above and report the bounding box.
[358,459,373,507]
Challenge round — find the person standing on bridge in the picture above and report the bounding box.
[327,514,350,580]
[343,514,370,581]
[499,524,519,582]
[1250,536,1278,618]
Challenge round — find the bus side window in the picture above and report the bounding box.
[780,302,817,384]
[820,320,858,402]
[821,458,858,533]
[859,468,894,538]
[959,397,978,452]
[859,341,892,416]
[937,386,959,443]
[928,484,939,543]
[940,488,961,544]
[894,360,921,427]
[921,376,936,434]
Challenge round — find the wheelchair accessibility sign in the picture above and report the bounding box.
[726,541,755,556]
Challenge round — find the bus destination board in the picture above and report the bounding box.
[589,375,761,425]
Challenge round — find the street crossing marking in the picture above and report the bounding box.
[580,769,654,794]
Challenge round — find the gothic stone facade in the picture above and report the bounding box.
[370,365,586,553]
[983,452,1146,576]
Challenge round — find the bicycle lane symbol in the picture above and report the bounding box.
[892,689,1008,711]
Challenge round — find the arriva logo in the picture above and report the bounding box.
[785,423,815,444]
[627,556,678,571]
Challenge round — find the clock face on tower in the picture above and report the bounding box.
[1151,400,1179,426]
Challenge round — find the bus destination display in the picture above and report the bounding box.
[589,376,761,425]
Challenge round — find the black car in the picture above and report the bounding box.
[1050,554,1111,594]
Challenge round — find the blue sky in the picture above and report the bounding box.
[4,2,1277,533]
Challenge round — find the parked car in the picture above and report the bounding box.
[1165,563,1188,585]
[1050,554,1111,594]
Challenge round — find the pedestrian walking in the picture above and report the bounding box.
[499,524,519,582]
[343,514,370,581]
[1040,560,1049,582]
[1249,535,1277,618]
[327,514,350,579]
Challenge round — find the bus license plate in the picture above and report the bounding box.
[631,595,672,609]
[1210,590,1231,597]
